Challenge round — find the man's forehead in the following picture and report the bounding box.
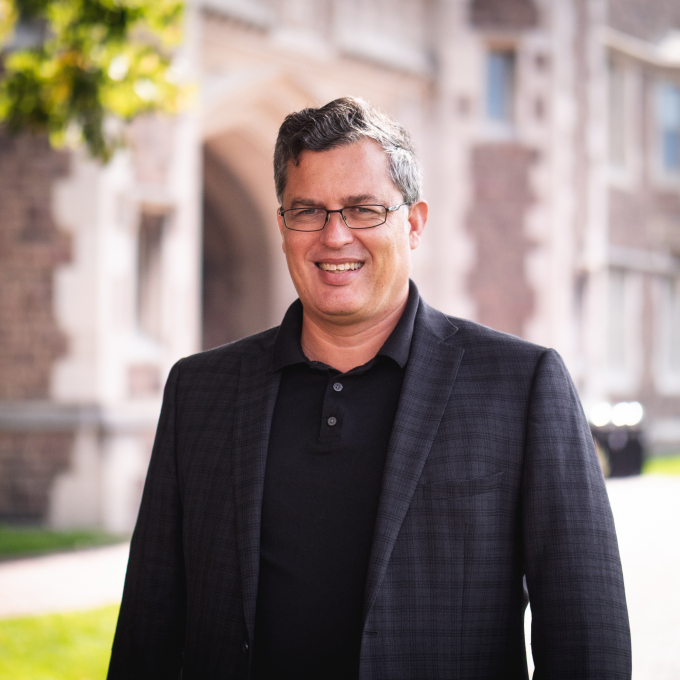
[283,140,397,201]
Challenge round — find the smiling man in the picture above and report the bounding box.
[276,134,427,373]
[108,98,631,680]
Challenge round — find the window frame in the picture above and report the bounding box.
[481,43,518,140]
[605,267,644,394]
[606,53,642,189]
[653,80,680,185]
[654,274,680,395]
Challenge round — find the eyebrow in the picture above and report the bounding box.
[344,194,382,205]
[287,194,383,208]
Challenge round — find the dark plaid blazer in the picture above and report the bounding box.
[108,295,631,680]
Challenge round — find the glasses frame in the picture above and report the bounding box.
[278,203,410,232]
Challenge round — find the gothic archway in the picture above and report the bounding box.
[202,138,273,349]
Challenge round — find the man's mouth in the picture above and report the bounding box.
[316,262,364,272]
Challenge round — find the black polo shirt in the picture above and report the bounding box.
[252,283,419,680]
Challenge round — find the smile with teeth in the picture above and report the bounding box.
[317,262,363,272]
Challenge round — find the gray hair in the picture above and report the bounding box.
[274,97,422,205]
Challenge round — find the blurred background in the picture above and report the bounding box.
[0,0,679,678]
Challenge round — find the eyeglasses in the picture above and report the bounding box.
[278,203,409,232]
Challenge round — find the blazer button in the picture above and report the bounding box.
[242,640,249,654]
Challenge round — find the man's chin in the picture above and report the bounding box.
[316,303,365,322]
[305,291,370,323]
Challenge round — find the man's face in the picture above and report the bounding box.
[277,138,427,326]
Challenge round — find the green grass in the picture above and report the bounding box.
[643,454,680,476]
[0,605,119,680]
[0,525,124,559]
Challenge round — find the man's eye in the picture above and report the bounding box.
[294,208,322,216]
[347,206,381,215]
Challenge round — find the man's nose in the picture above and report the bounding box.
[319,211,354,247]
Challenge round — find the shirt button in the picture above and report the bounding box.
[327,416,337,426]
[242,640,249,653]
[333,382,343,392]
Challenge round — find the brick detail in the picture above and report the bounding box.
[0,131,71,399]
[469,0,539,30]
[609,188,680,252]
[466,144,536,338]
[0,131,74,521]
[0,432,73,521]
[607,0,680,43]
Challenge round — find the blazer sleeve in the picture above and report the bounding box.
[522,349,631,679]
[108,360,186,680]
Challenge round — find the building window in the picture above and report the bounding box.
[486,50,515,124]
[608,268,627,371]
[137,211,165,341]
[660,276,680,375]
[658,83,680,174]
[608,61,627,167]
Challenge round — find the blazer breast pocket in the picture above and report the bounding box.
[415,471,504,502]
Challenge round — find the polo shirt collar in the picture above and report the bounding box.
[272,280,419,371]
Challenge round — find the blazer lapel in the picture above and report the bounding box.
[232,347,281,641]
[364,301,464,618]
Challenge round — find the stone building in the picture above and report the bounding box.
[1,0,679,530]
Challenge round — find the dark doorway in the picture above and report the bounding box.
[202,142,272,350]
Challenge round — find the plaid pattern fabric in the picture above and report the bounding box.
[108,297,631,680]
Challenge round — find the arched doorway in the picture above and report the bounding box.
[202,139,272,350]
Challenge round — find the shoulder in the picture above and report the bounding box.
[418,299,547,361]
[417,302,577,413]
[171,326,279,380]
[449,316,546,360]
[415,300,561,396]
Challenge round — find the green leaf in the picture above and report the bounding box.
[0,0,185,161]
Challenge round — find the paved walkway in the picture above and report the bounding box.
[0,476,678,680]
[0,542,129,619]
[606,475,680,680]
[526,475,680,679]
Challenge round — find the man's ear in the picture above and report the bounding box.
[277,209,286,253]
[407,200,428,250]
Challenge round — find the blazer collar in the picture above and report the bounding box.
[363,297,464,619]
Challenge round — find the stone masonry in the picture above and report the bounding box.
[0,130,74,520]
[467,144,537,338]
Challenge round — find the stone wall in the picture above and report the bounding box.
[609,189,680,252]
[0,432,73,521]
[0,131,74,521]
[0,131,71,399]
[467,144,537,338]
[607,0,680,42]
[469,0,539,30]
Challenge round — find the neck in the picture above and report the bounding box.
[300,289,409,373]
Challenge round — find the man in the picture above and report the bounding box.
[108,97,631,679]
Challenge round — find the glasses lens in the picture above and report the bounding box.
[285,208,327,231]
[342,205,387,228]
